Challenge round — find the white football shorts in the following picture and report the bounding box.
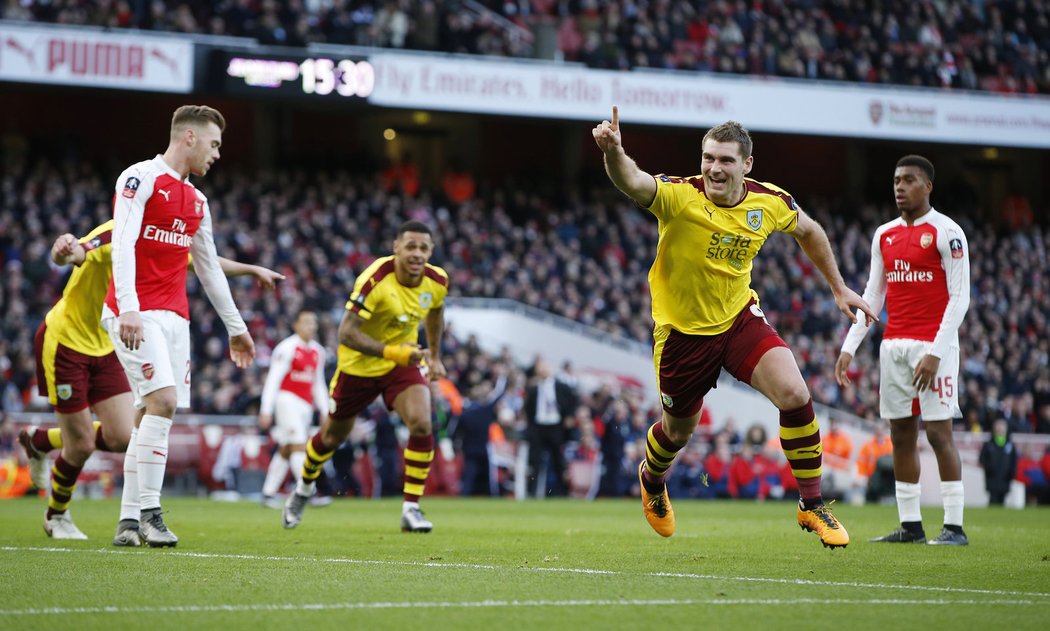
[271,390,313,446]
[879,338,960,421]
[103,308,191,410]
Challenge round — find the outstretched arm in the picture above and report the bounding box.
[592,105,657,207]
[792,210,878,326]
[189,256,286,290]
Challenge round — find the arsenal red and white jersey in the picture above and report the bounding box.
[104,155,204,319]
[102,155,246,338]
[842,208,970,359]
[260,334,328,414]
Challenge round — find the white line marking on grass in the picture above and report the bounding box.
[1,597,1048,617]
[3,546,1048,600]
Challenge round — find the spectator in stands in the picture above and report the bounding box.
[856,423,894,497]
[821,417,853,500]
[664,442,707,500]
[728,442,762,500]
[978,418,1017,505]
[1016,442,1050,505]
[381,153,421,198]
[441,159,477,206]
[702,436,732,499]
[598,399,630,497]
[523,356,577,497]
[450,366,508,496]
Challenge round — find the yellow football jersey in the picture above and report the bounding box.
[336,256,449,377]
[44,221,116,356]
[646,176,800,335]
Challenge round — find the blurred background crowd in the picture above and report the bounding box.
[4,0,1049,93]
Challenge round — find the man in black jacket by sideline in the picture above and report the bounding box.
[524,357,578,497]
[979,418,1017,505]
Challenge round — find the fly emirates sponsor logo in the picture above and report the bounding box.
[886,259,933,283]
[143,218,193,247]
[288,369,314,383]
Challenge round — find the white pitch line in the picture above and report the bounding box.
[1,597,1049,617]
[2,546,1048,600]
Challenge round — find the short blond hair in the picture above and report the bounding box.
[171,105,226,136]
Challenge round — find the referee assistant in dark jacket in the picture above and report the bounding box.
[524,357,578,497]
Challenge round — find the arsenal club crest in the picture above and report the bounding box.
[746,209,763,231]
[920,232,934,248]
[142,363,155,380]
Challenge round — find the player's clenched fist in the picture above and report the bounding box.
[592,105,622,154]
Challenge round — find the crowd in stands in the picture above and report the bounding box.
[4,1,1049,93]
[2,155,1049,501]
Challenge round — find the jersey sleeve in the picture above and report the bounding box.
[427,265,450,309]
[346,267,384,321]
[312,344,329,415]
[190,195,248,337]
[646,176,690,223]
[929,221,970,359]
[841,229,888,356]
[765,182,801,233]
[111,167,155,313]
[259,338,292,416]
[79,222,114,267]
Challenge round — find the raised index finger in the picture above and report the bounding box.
[611,105,619,129]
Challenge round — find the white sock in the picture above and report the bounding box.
[895,481,922,524]
[119,427,140,522]
[295,479,316,497]
[136,414,172,511]
[261,453,289,497]
[289,450,306,485]
[402,501,419,512]
[942,480,964,527]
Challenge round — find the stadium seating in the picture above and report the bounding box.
[4,0,1047,93]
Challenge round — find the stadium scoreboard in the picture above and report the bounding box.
[209,50,374,101]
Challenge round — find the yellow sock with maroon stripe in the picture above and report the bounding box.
[403,434,434,503]
[641,421,685,493]
[47,455,82,518]
[779,399,823,505]
[297,434,334,495]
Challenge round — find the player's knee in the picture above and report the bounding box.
[890,430,916,450]
[926,426,955,452]
[775,385,810,411]
[321,418,353,446]
[405,416,432,436]
[145,392,177,418]
[103,430,130,452]
[65,433,95,462]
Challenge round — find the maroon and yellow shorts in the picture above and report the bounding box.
[653,299,788,417]
[34,322,131,414]
[329,365,428,421]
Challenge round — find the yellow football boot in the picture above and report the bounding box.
[638,461,675,537]
[797,500,849,548]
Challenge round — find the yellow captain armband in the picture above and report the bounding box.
[383,343,414,367]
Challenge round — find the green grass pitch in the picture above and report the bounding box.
[1,497,1047,630]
